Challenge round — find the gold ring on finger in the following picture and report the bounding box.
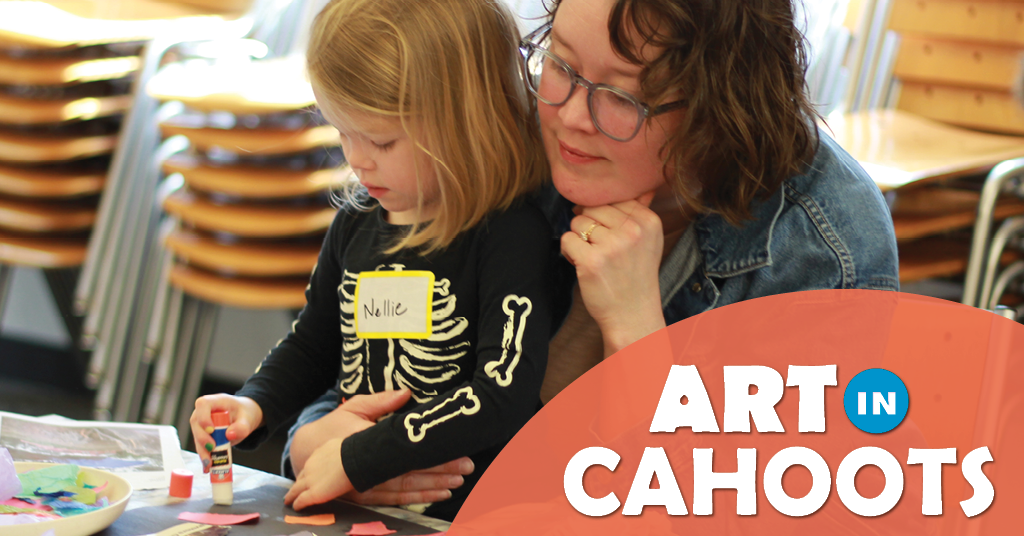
[579,222,599,243]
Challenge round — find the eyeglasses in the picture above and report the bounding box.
[519,23,686,142]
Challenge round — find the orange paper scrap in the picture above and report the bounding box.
[284,514,336,526]
[347,521,396,535]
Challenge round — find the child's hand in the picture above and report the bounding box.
[284,437,352,510]
[189,394,263,473]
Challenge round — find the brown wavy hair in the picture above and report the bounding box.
[549,0,819,224]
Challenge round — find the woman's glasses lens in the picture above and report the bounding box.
[592,88,641,140]
[524,47,642,141]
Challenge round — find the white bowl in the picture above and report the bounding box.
[4,462,133,536]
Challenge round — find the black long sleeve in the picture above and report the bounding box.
[234,199,554,517]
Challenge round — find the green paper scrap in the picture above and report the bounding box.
[67,486,96,505]
[16,465,80,498]
[76,470,107,492]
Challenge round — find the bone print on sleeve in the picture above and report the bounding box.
[404,386,481,442]
[484,295,533,387]
[341,202,555,492]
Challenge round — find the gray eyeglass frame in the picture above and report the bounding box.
[519,22,686,142]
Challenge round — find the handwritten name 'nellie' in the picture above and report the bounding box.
[363,299,407,318]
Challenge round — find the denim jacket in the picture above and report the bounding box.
[542,129,899,327]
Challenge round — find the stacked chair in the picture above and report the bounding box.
[137,55,341,441]
[820,0,1024,318]
[0,41,131,343]
[0,0,249,376]
[66,0,329,424]
[823,6,1024,534]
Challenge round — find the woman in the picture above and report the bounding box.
[533,0,898,400]
[286,0,898,507]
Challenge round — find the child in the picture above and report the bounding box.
[189,0,554,521]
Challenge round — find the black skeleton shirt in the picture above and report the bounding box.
[236,199,553,519]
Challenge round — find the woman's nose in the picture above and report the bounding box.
[558,85,598,134]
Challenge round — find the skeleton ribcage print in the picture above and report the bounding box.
[338,265,470,403]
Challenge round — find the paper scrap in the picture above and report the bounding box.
[178,511,260,525]
[0,448,19,501]
[0,513,58,525]
[284,513,335,526]
[347,521,396,535]
[15,464,79,498]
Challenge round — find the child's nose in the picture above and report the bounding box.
[346,142,375,172]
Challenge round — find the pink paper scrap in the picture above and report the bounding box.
[178,512,260,525]
[347,521,396,535]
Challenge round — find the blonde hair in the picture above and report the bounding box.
[308,0,547,254]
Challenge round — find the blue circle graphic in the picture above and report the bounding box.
[843,368,909,433]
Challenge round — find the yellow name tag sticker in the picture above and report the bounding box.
[354,271,434,338]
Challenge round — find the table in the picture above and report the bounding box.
[103,451,451,535]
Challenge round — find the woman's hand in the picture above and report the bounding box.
[559,191,667,356]
[190,394,263,474]
[342,457,473,505]
[284,390,475,508]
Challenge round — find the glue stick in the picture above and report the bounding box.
[209,410,233,505]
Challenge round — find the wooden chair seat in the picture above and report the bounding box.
[0,1,240,49]
[893,35,1021,94]
[0,93,131,125]
[147,56,317,114]
[884,0,1024,135]
[0,128,117,162]
[0,230,87,267]
[897,82,1024,136]
[0,196,96,232]
[159,123,339,156]
[0,54,139,85]
[162,190,335,237]
[889,0,1024,47]
[899,236,1020,284]
[162,154,336,198]
[165,229,319,277]
[0,163,105,198]
[826,110,1024,191]
[169,263,307,309]
[891,187,1024,240]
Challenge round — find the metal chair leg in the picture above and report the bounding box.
[963,158,1024,307]
[0,265,12,322]
[176,301,220,448]
[978,216,1024,312]
[985,261,1024,311]
[142,286,184,423]
[92,136,188,419]
[161,294,200,426]
[76,40,168,317]
[113,221,173,423]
